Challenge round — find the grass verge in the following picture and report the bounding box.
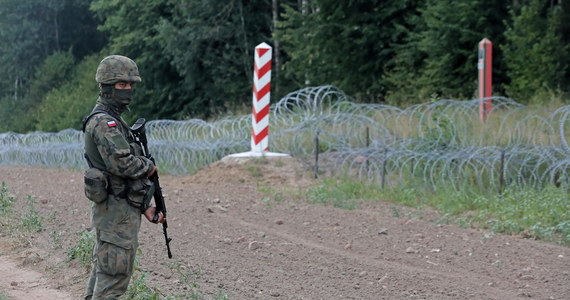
[302,176,570,245]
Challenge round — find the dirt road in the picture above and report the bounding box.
[0,157,569,299]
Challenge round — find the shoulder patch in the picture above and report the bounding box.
[107,120,117,127]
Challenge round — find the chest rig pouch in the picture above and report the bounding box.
[84,167,108,203]
[125,136,154,211]
[125,177,155,211]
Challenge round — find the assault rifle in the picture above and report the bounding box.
[131,118,173,259]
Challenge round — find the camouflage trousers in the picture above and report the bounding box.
[84,195,142,299]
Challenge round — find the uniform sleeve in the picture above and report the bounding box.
[91,115,154,179]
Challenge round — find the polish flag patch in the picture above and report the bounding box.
[107,121,117,127]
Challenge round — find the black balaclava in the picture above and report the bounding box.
[97,84,134,115]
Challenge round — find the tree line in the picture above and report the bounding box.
[0,0,568,133]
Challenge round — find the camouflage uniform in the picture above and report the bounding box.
[83,55,154,300]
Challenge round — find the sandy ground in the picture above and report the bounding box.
[0,157,569,300]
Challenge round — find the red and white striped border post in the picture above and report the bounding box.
[222,42,288,161]
[251,42,272,152]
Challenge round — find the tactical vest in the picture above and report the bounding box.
[82,109,152,211]
[82,109,138,169]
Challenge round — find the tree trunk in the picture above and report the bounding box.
[272,0,280,95]
[301,0,310,85]
[13,78,18,101]
[54,10,60,52]
[302,0,309,14]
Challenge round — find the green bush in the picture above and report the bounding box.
[0,52,77,133]
[27,52,77,129]
[35,54,100,132]
[502,0,568,101]
[0,94,28,133]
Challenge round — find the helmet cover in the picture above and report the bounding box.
[95,55,142,84]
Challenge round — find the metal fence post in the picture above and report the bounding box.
[314,131,319,179]
[366,127,370,174]
[381,147,387,189]
[499,149,505,193]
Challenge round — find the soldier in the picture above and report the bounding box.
[82,55,165,300]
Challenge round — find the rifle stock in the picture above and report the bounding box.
[131,118,173,259]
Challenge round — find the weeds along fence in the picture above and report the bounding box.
[2,85,570,194]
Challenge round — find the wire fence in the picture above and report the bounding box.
[2,85,570,194]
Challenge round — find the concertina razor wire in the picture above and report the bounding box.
[2,85,570,194]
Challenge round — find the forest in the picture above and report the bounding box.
[0,0,568,133]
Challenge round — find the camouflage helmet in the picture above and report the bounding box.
[95,55,142,84]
